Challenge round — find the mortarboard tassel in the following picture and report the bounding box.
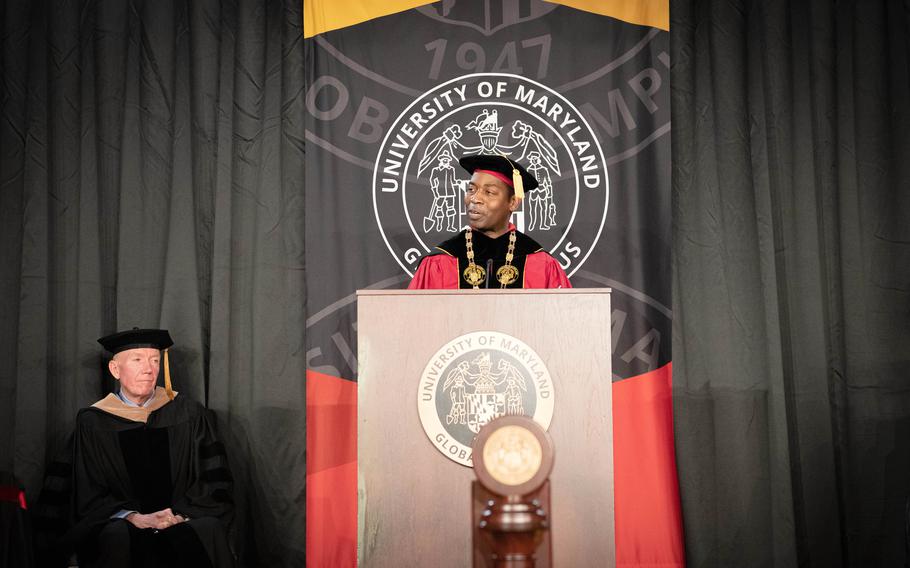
[512,167,524,200]
[164,348,174,400]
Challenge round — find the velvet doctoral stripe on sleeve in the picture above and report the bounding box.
[163,402,234,523]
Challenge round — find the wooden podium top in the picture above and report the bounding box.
[356,287,611,296]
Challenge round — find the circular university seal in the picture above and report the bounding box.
[373,72,609,278]
[417,331,555,467]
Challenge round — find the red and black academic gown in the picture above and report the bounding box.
[408,225,571,289]
[67,387,234,568]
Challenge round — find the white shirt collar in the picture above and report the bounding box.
[115,389,156,408]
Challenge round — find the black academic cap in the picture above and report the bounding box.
[97,328,174,354]
[98,328,176,400]
[458,154,539,198]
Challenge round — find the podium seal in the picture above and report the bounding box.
[417,331,555,466]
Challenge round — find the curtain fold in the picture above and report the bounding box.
[672,0,910,566]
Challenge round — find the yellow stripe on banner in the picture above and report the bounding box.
[546,0,668,31]
[304,0,436,38]
[303,0,669,38]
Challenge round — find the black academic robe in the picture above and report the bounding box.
[67,388,234,568]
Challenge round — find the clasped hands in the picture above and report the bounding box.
[126,508,187,530]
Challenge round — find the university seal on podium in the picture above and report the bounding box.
[417,331,555,466]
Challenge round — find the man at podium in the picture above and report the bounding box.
[408,154,571,290]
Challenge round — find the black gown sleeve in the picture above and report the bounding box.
[169,406,234,524]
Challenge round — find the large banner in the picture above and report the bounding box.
[303,1,681,565]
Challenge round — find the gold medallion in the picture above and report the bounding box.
[463,263,486,286]
[496,264,519,286]
[482,425,544,486]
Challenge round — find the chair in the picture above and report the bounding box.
[0,471,35,568]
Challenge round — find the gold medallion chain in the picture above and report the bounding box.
[462,229,519,289]
[496,231,519,287]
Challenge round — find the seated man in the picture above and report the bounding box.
[66,328,234,568]
[409,154,571,289]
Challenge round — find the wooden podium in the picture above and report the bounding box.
[357,289,614,567]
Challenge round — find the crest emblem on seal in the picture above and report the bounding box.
[417,331,555,466]
[373,73,609,278]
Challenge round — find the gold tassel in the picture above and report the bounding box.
[512,167,524,200]
[495,150,524,201]
[164,348,174,400]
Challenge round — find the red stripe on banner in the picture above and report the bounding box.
[306,370,357,567]
[305,365,684,567]
[613,362,685,567]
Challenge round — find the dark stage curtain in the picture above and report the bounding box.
[672,1,910,567]
[0,0,306,566]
